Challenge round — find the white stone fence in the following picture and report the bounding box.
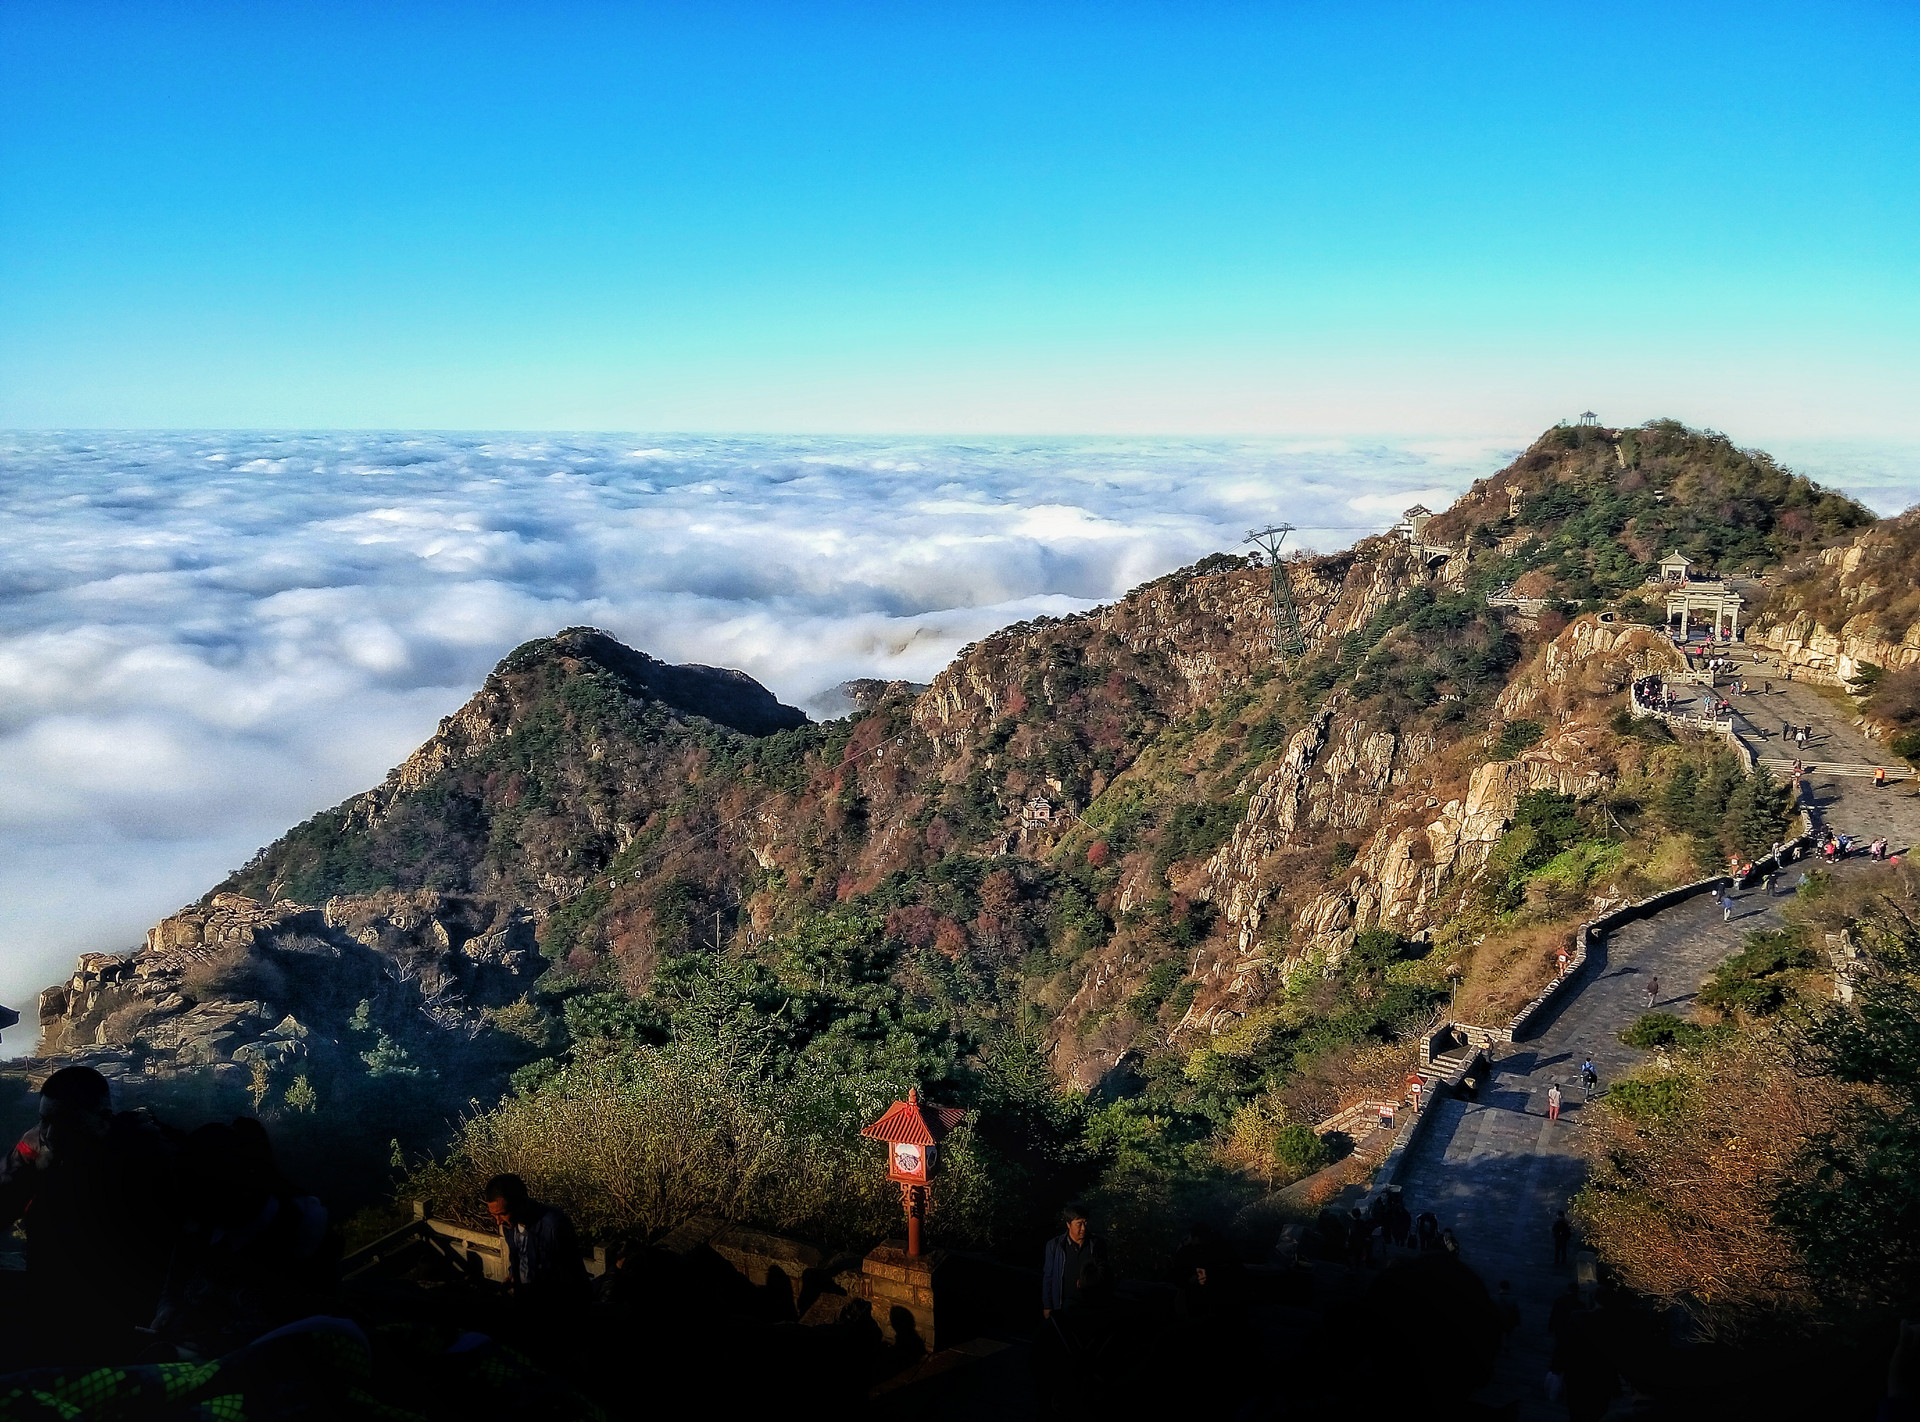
[1630,679,1735,737]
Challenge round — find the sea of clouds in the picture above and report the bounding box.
[3,429,1914,1043]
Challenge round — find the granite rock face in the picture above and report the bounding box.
[1161,612,1641,1044]
[28,889,539,1091]
[1749,514,1920,691]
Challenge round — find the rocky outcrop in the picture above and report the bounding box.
[1749,514,1920,687]
[1497,615,1685,719]
[29,889,540,1087]
[1176,614,1632,1036]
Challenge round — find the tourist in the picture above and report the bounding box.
[1547,1082,1562,1122]
[1765,680,1772,695]
[1548,1279,1580,1337]
[1317,1208,1348,1262]
[1042,1202,1106,1316]
[1415,1211,1440,1252]
[0,1065,178,1364]
[1877,767,1888,789]
[1781,720,1791,740]
[1386,1191,1412,1250]
[1645,975,1660,1009]
[1580,1059,1598,1090]
[1495,1280,1520,1342]
[1552,1210,1574,1266]
[1347,1206,1373,1268]
[484,1173,591,1307]
[1439,1228,1460,1258]
[1873,837,1888,861]
[1172,1221,1246,1319]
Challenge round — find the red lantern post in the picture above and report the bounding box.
[861,1087,964,1257]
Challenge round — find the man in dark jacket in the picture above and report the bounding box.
[484,1174,590,1305]
[1041,1203,1104,1317]
[0,1065,176,1364]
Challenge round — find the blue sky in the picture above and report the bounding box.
[3,1,1916,434]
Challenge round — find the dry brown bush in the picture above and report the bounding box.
[1451,921,1567,1026]
[182,945,287,1005]
[402,1034,901,1249]
[1276,1038,1415,1125]
[1573,1037,1845,1331]
[101,1001,154,1046]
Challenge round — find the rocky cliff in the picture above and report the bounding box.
[1748,510,1920,688]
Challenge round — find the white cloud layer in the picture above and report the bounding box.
[3,429,1914,1046]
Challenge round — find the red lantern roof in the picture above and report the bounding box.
[861,1087,966,1146]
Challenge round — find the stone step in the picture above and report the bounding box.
[1759,758,1907,779]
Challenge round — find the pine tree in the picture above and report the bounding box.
[1660,760,1699,831]
[1724,765,1790,857]
[283,1074,318,1114]
[1697,754,1743,833]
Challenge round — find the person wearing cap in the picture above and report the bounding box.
[1042,1203,1106,1317]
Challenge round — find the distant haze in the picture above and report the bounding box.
[2,429,1916,1046]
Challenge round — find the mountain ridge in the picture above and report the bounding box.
[11,418,1884,1223]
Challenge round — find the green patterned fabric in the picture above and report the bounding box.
[0,1318,605,1422]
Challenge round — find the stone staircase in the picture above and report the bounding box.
[1759,757,1906,780]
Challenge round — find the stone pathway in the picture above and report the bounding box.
[1398,882,1788,1419]
[1725,660,1920,853]
[1397,653,1915,1419]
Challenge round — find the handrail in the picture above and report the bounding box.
[339,1202,606,1285]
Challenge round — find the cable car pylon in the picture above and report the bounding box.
[1244,524,1307,661]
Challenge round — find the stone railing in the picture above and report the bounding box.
[1486,585,1550,615]
[342,1202,607,1286]
[1362,1043,1486,1196]
[1461,732,1812,1048]
[1630,679,1734,735]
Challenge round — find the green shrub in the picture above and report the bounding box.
[1620,1012,1712,1051]
[561,991,664,1047]
[483,995,559,1049]
[361,1032,422,1079]
[1699,928,1818,1017]
[1273,1123,1330,1177]
[1607,1073,1693,1123]
[283,1074,318,1114]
